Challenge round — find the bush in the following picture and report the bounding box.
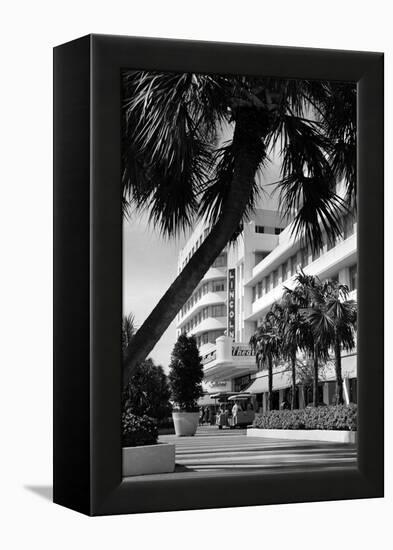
[252,404,357,431]
[168,334,204,411]
[122,358,172,421]
[122,410,158,447]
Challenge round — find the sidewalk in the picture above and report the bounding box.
[159,425,357,474]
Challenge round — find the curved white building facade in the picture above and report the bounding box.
[176,202,357,410]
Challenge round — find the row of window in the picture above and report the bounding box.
[180,228,211,271]
[253,260,357,304]
[179,277,226,318]
[195,330,226,348]
[180,230,228,272]
[180,304,227,334]
[326,212,355,250]
[255,225,283,235]
[349,264,357,292]
[252,215,356,303]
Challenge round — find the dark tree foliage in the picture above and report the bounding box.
[168,334,204,411]
[122,412,158,447]
[122,358,172,420]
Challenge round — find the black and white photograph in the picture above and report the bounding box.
[4,0,389,545]
[121,71,359,477]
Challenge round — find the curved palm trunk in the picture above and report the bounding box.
[334,335,344,405]
[313,344,319,407]
[290,350,297,410]
[267,354,273,411]
[123,111,265,386]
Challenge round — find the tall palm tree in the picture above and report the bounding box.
[250,309,282,411]
[289,271,330,407]
[122,73,356,384]
[317,280,357,404]
[278,293,311,410]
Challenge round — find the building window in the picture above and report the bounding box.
[312,246,321,261]
[273,269,279,287]
[234,374,251,392]
[207,330,225,344]
[291,253,298,275]
[211,304,226,318]
[282,261,288,282]
[274,227,282,235]
[202,307,209,320]
[212,280,225,292]
[349,378,357,404]
[343,213,355,239]
[255,225,265,234]
[212,254,226,268]
[301,247,309,267]
[201,332,208,345]
[349,264,357,291]
[254,251,268,266]
[252,286,256,302]
[327,239,334,250]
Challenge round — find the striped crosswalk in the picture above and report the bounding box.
[159,426,357,473]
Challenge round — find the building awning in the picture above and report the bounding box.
[197,394,218,407]
[246,354,357,395]
[246,370,292,394]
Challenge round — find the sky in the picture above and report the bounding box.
[123,160,282,371]
[123,212,189,370]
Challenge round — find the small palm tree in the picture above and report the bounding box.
[122,313,135,356]
[122,73,356,384]
[250,310,282,411]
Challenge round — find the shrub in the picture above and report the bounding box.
[122,358,172,420]
[168,334,204,411]
[252,404,357,431]
[122,410,158,447]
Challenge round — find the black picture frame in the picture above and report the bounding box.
[53,34,384,516]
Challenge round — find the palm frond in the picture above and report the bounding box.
[198,139,267,238]
[122,71,230,236]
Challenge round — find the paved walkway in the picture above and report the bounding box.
[159,425,357,474]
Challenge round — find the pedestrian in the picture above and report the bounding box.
[217,404,227,430]
[199,407,205,425]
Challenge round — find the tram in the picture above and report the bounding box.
[210,391,256,429]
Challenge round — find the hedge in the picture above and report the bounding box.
[122,410,158,447]
[252,404,357,431]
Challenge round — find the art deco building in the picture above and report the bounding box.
[176,196,357,411]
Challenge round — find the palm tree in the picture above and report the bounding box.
[122,73,356,384]
[250,309,282,411]
[318,280,357,404]
[122,313,135,356]
[288,271,330,407]
[278,293,311,410]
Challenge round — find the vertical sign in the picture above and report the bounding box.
[227,268,236,339]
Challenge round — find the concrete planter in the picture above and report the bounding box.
[247,427,357,444]
[122,442,176,477]
[172,411,199,436]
